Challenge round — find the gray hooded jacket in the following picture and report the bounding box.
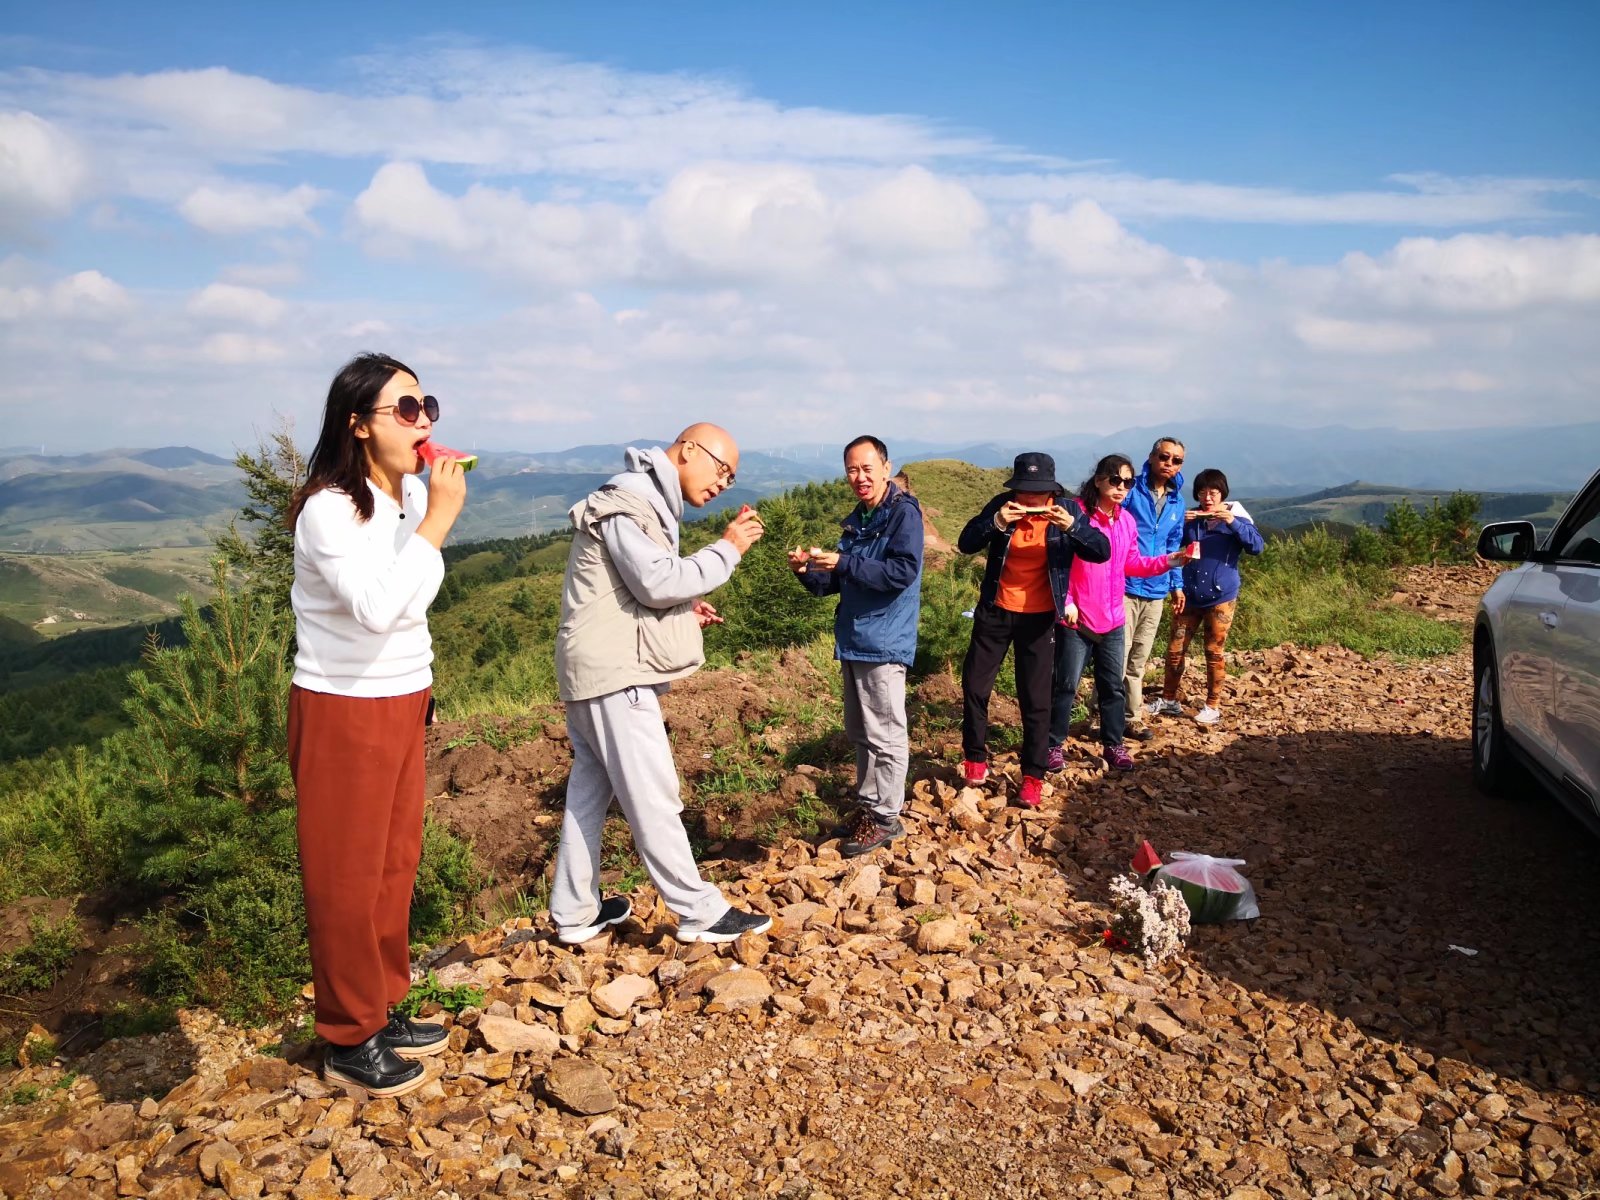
[554,445,743,702]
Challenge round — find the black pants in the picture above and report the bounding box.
[960,603,1056,779]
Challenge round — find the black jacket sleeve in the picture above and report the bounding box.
[957,494,1009,555]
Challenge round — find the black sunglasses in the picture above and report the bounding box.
[370,394,440,425]
[1104,475,1135,489]
[1155,451,1184,465]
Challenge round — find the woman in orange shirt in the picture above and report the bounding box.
[956,453,1111,806]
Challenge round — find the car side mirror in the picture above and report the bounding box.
[1477,520,1537,562]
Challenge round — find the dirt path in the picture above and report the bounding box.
[3,569,1597,1198]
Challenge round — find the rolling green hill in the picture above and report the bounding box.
[1241,481,1572,536]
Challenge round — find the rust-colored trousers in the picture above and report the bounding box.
[1163,600,1237,708]
[288,685,429,1046]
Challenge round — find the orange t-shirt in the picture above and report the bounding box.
[995,516,1054,613]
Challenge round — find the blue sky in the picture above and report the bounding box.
[2,1,1597,454]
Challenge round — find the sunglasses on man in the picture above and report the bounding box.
[1154,450,1184,466]
[370,395,440,425]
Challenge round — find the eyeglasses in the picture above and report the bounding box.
[370,395,440,425]
[689,441,736,486]
[1105,476,1135,490]
[1155,451,1184,465]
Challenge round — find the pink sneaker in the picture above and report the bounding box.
[962,760,988,785]
[1018,776,1044,807]
[1104,744,1135,771]
[1046,745,1066,772]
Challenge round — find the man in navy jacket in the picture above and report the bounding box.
[789,436,923,857]
[1120,437,1188,739]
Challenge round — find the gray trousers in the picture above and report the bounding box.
[841,659,909,822]
[550,685,728,932]
[1121,595,1166,721]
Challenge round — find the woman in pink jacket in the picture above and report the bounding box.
[1049,454,1193,771]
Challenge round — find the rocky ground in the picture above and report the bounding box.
[3,565,1598,1199]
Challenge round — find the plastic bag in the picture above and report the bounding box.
[1148,851,1259,923]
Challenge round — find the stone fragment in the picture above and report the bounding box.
[591,974,655,1018]
[704,968,773,1013]
[216,1157,264,1200]
[477,1013,560,1056]
[245,1056,297,1091]
[542,1059,618,1115]
[198,1140,242,1185]
[915,917,966,953]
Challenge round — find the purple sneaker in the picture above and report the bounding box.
[1046,745,1066,772]
[1104,744,1135,771]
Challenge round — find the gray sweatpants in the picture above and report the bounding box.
[550,684,729,933]
[841,659,909,822]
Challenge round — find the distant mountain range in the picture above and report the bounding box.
[0,421,1594,550]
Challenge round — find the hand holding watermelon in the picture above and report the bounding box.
[721,504,764,554]
[414,447,467,549]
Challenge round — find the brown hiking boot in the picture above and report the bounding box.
[840,811,904,858]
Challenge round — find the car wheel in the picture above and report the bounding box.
[1472,635,1516,796]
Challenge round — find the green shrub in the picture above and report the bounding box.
[0,746,120,904]
[0,914,83,993]
[411,816,484,946]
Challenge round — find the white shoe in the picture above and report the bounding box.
[1195,706,1221,725]
[556,896,632,944]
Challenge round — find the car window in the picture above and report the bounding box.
[1551,483,1600,565]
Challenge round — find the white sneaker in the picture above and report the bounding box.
[1195,706,1221,725]
[556,895,632,945]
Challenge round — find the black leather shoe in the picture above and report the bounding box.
[381,1011,449,1060]
[324,1029,426,1096]
[1125,724,1154,742]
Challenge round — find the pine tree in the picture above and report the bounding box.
[214,425,304,611]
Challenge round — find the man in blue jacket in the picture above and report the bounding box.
[789,436,924,857]
[1120,437,1188,739]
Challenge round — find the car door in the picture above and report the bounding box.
[1543,475,1600,809]
[1497,563,1565,775]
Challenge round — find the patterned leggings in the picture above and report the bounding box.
[1163,600,1236,708]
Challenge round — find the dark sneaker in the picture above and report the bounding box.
[1104,744,1136,771]
[324,1029,426,1097]
[1018,775,1044,808]
[1125,724,1153,742]
[1046,745,1066,772]
[557,895,633,945]
[381,1011,448,1060]
[840,812,904,858]
[675,907,773,944]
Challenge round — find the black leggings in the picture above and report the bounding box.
[960,603,1056,778]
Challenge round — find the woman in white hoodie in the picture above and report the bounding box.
[288,353,467,1097]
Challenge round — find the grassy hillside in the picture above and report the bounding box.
[899,459,1008,544]
[1243,481,1572,536]
[0,548,215,632]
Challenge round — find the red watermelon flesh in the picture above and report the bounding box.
[418,441,477,471]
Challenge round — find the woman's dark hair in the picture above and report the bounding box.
[1192,468,1230,501]
[289,353,415,526]
[1078,453,1134,512]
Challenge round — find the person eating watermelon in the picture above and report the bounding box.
[287,352,467,1097]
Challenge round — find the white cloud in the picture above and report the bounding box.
[1027,200,1180,278]
[1337,232,1600,312]
[178,180,323,234]
[0,110,89,233]
[187,282,286,326]
[352,161,642,285]
[1294,315,1434,354]
[650,162,834,280]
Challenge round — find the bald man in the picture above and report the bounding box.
[551,426,773,944]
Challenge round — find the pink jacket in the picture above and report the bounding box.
[1065,501,1173,634]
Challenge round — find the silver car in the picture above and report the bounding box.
[1474,467,1600,829]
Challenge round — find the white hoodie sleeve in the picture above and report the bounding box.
[602,516,741,609]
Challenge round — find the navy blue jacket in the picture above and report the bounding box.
[1180,502,1265,608]
[1122,461,1186,600]
[957,493,1111,618]
[797,483,924,665]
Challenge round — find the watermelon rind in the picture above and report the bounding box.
[1150,867,1242,924]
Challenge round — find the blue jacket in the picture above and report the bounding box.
[957,493,1111,618]
[1180,502,1265,608]
[797,483,924,665]
[1121,462,1186,600]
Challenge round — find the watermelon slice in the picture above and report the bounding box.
[418,441,477,472]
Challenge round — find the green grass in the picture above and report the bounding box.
[397,971,484,1017]
[899,460,1009,545]
[0,914,83,993]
